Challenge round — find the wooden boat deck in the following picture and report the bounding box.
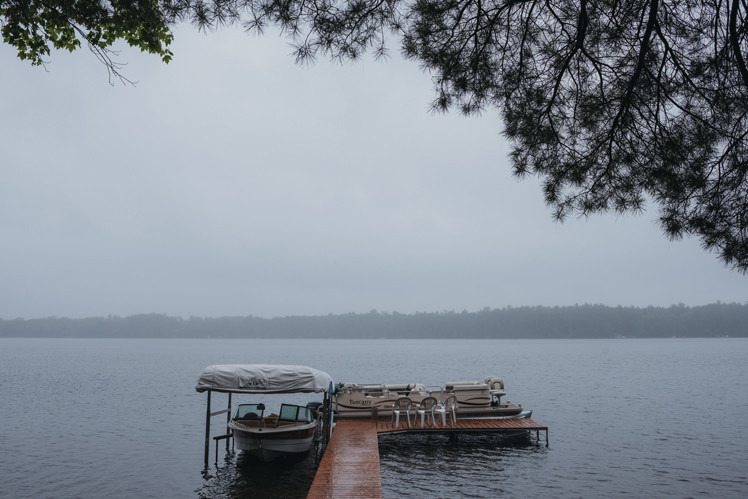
[307,417,548,497]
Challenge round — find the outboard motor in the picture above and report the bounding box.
[306,401,324,419]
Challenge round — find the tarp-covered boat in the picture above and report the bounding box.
[196,364,333,462]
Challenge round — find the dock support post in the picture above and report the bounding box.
[322,392,329,443]
[322,384,334,444]
[225,393,232,453]
[203,390,212,467]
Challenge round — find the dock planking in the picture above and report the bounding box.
[307,417,548,497]
[376,416,548,437]
[307,419,383,498]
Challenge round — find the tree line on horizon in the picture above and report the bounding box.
[1,303,746,339]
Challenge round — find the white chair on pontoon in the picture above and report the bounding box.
[391,397,413,428]
[416,396,438,427]
[435,394,458,426]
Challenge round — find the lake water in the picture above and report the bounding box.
[1,338,747,498]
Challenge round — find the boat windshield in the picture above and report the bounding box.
[234,403,265,420]
[279,404,313,423]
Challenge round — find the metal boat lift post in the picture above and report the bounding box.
[203,389,233,467]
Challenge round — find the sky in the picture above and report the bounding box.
[2,25,747,319]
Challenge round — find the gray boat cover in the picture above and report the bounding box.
[195,364,333,394]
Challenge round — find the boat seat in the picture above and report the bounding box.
[264,417,279,428]
[450,383,489,391]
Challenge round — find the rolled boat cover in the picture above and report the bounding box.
[195,364,333,393]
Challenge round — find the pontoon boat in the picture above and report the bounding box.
[333,376,530,419]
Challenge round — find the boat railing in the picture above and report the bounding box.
[425,385,445,397]
[340,383,385,391]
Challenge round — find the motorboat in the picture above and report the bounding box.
[333,376,531,419]
[228,402,319,462]
[195,364,334,462]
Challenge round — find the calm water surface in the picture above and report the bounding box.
[1,338,747,498]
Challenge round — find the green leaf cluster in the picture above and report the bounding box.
[1,0,173,66]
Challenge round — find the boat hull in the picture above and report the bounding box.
[229,421,317,462]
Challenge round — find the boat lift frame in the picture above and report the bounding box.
[201,388,333,467]
[202,389,233,466]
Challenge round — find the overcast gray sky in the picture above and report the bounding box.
[2,25,746,319]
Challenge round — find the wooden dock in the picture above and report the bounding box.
[307,417,548,497]
[307,419,383,498]
[375,415,548,441]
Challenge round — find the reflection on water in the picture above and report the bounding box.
[197,431,543,498]
[379,433,547,498]
[197,445,325,499]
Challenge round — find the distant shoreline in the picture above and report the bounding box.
[2,303,746,339]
